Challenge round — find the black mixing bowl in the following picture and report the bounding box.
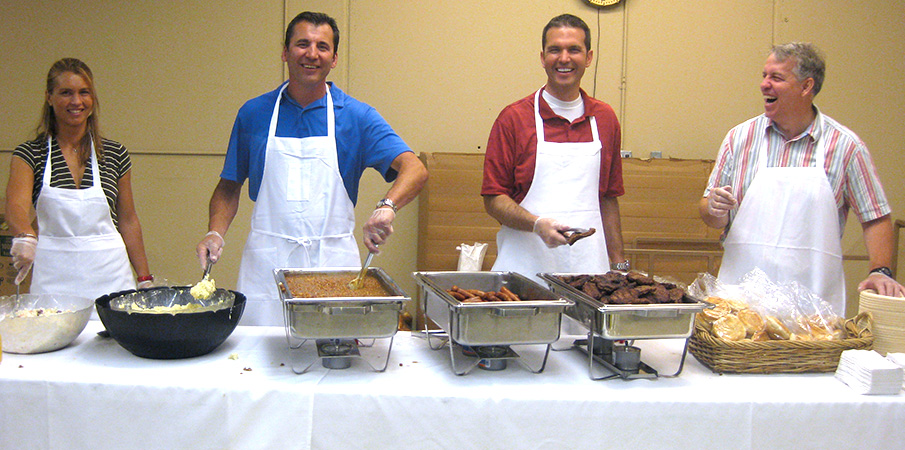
[95,286,246,359]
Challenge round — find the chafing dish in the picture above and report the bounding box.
[539,272,709,380]
[413,271,572,375]
[274,267,408,373]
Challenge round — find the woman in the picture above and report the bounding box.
[5,58,153,301]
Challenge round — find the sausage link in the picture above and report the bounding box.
[447,289,468,301]
[499,286,522,302]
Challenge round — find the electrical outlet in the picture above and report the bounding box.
[650,151,662,159]
[620,150,632,158]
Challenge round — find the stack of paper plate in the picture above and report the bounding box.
[859,289,905,355]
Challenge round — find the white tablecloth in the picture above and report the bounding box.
[2,321,903,450]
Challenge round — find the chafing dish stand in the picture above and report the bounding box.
[284,331,394,374]
[569,330,691,381]
[420,323,552,376]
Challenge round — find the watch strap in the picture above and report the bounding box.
[869,267,894,278]
[376,198,398,214]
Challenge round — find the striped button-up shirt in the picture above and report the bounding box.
[704,108,890,237]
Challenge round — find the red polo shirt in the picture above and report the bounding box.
[481,88,623,203]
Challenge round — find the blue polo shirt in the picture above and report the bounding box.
[221,82,411,204]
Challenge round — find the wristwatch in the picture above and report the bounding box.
[612,260,631,271]
[375,198,398,214]
[869,267,893,278]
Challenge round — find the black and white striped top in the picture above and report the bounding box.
[13,137,132,226]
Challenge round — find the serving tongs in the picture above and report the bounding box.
[348,251,375,290]
[561,227,596,245]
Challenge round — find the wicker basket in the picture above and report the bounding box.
[688,312,873,374]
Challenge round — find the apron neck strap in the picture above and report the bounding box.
[534,88,599,144]
[45,135,98,187]
[534,88,546,142]
[269,83,335,138]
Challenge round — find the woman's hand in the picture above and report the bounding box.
[11,235,38,284]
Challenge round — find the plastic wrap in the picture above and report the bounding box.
[690,268,844,341]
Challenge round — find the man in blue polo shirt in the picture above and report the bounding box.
[196,11,428,326]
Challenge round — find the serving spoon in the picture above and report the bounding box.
[348,251,375,290]
[201,256,215,281]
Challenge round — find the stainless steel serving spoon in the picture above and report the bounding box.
[202,256,215,281]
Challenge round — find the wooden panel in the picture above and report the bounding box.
[417,153,500,274]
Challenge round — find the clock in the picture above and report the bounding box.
[585,0,623,6]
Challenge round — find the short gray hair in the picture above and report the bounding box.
[771,42,826,95]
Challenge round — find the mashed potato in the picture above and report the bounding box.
[191,276,216,300]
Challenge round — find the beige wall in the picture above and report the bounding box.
[2,0,903,311]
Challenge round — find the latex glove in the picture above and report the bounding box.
[137,280,154,289]
[533,217,569,248]
[707,185,738,217]
[196,231,225,270]
[11,235,38,285]
[858,272,905,298]
[363,208,395,253]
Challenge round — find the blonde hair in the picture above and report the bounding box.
[36,58,103,164]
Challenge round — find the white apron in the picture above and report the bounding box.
[492,89,609,282]
[238,83,359,326]
[492,89,608,335]
[718,118,846,313]
[32,137,135,318]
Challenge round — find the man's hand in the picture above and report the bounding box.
[858,272,905,298]
[533,217,569,248]
[11,235,37,285]
[363,208,395,253]
[707,186,738,217]
[196,231,225,270]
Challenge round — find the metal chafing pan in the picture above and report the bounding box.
[538,272,708,340]
[274,267,408,340]
[413,271,573,346]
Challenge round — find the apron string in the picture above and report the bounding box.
[252,228,353,245]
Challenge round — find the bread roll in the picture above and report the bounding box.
[750,330,770,341]
[712,315,746,341]
[701,302,730,323]
[723,298,748,312]
[765,316,791,340]
[737,309,765,337]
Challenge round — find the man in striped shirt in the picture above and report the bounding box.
[700,42,903,312]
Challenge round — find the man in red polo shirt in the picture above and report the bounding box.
[481,13,627,284]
